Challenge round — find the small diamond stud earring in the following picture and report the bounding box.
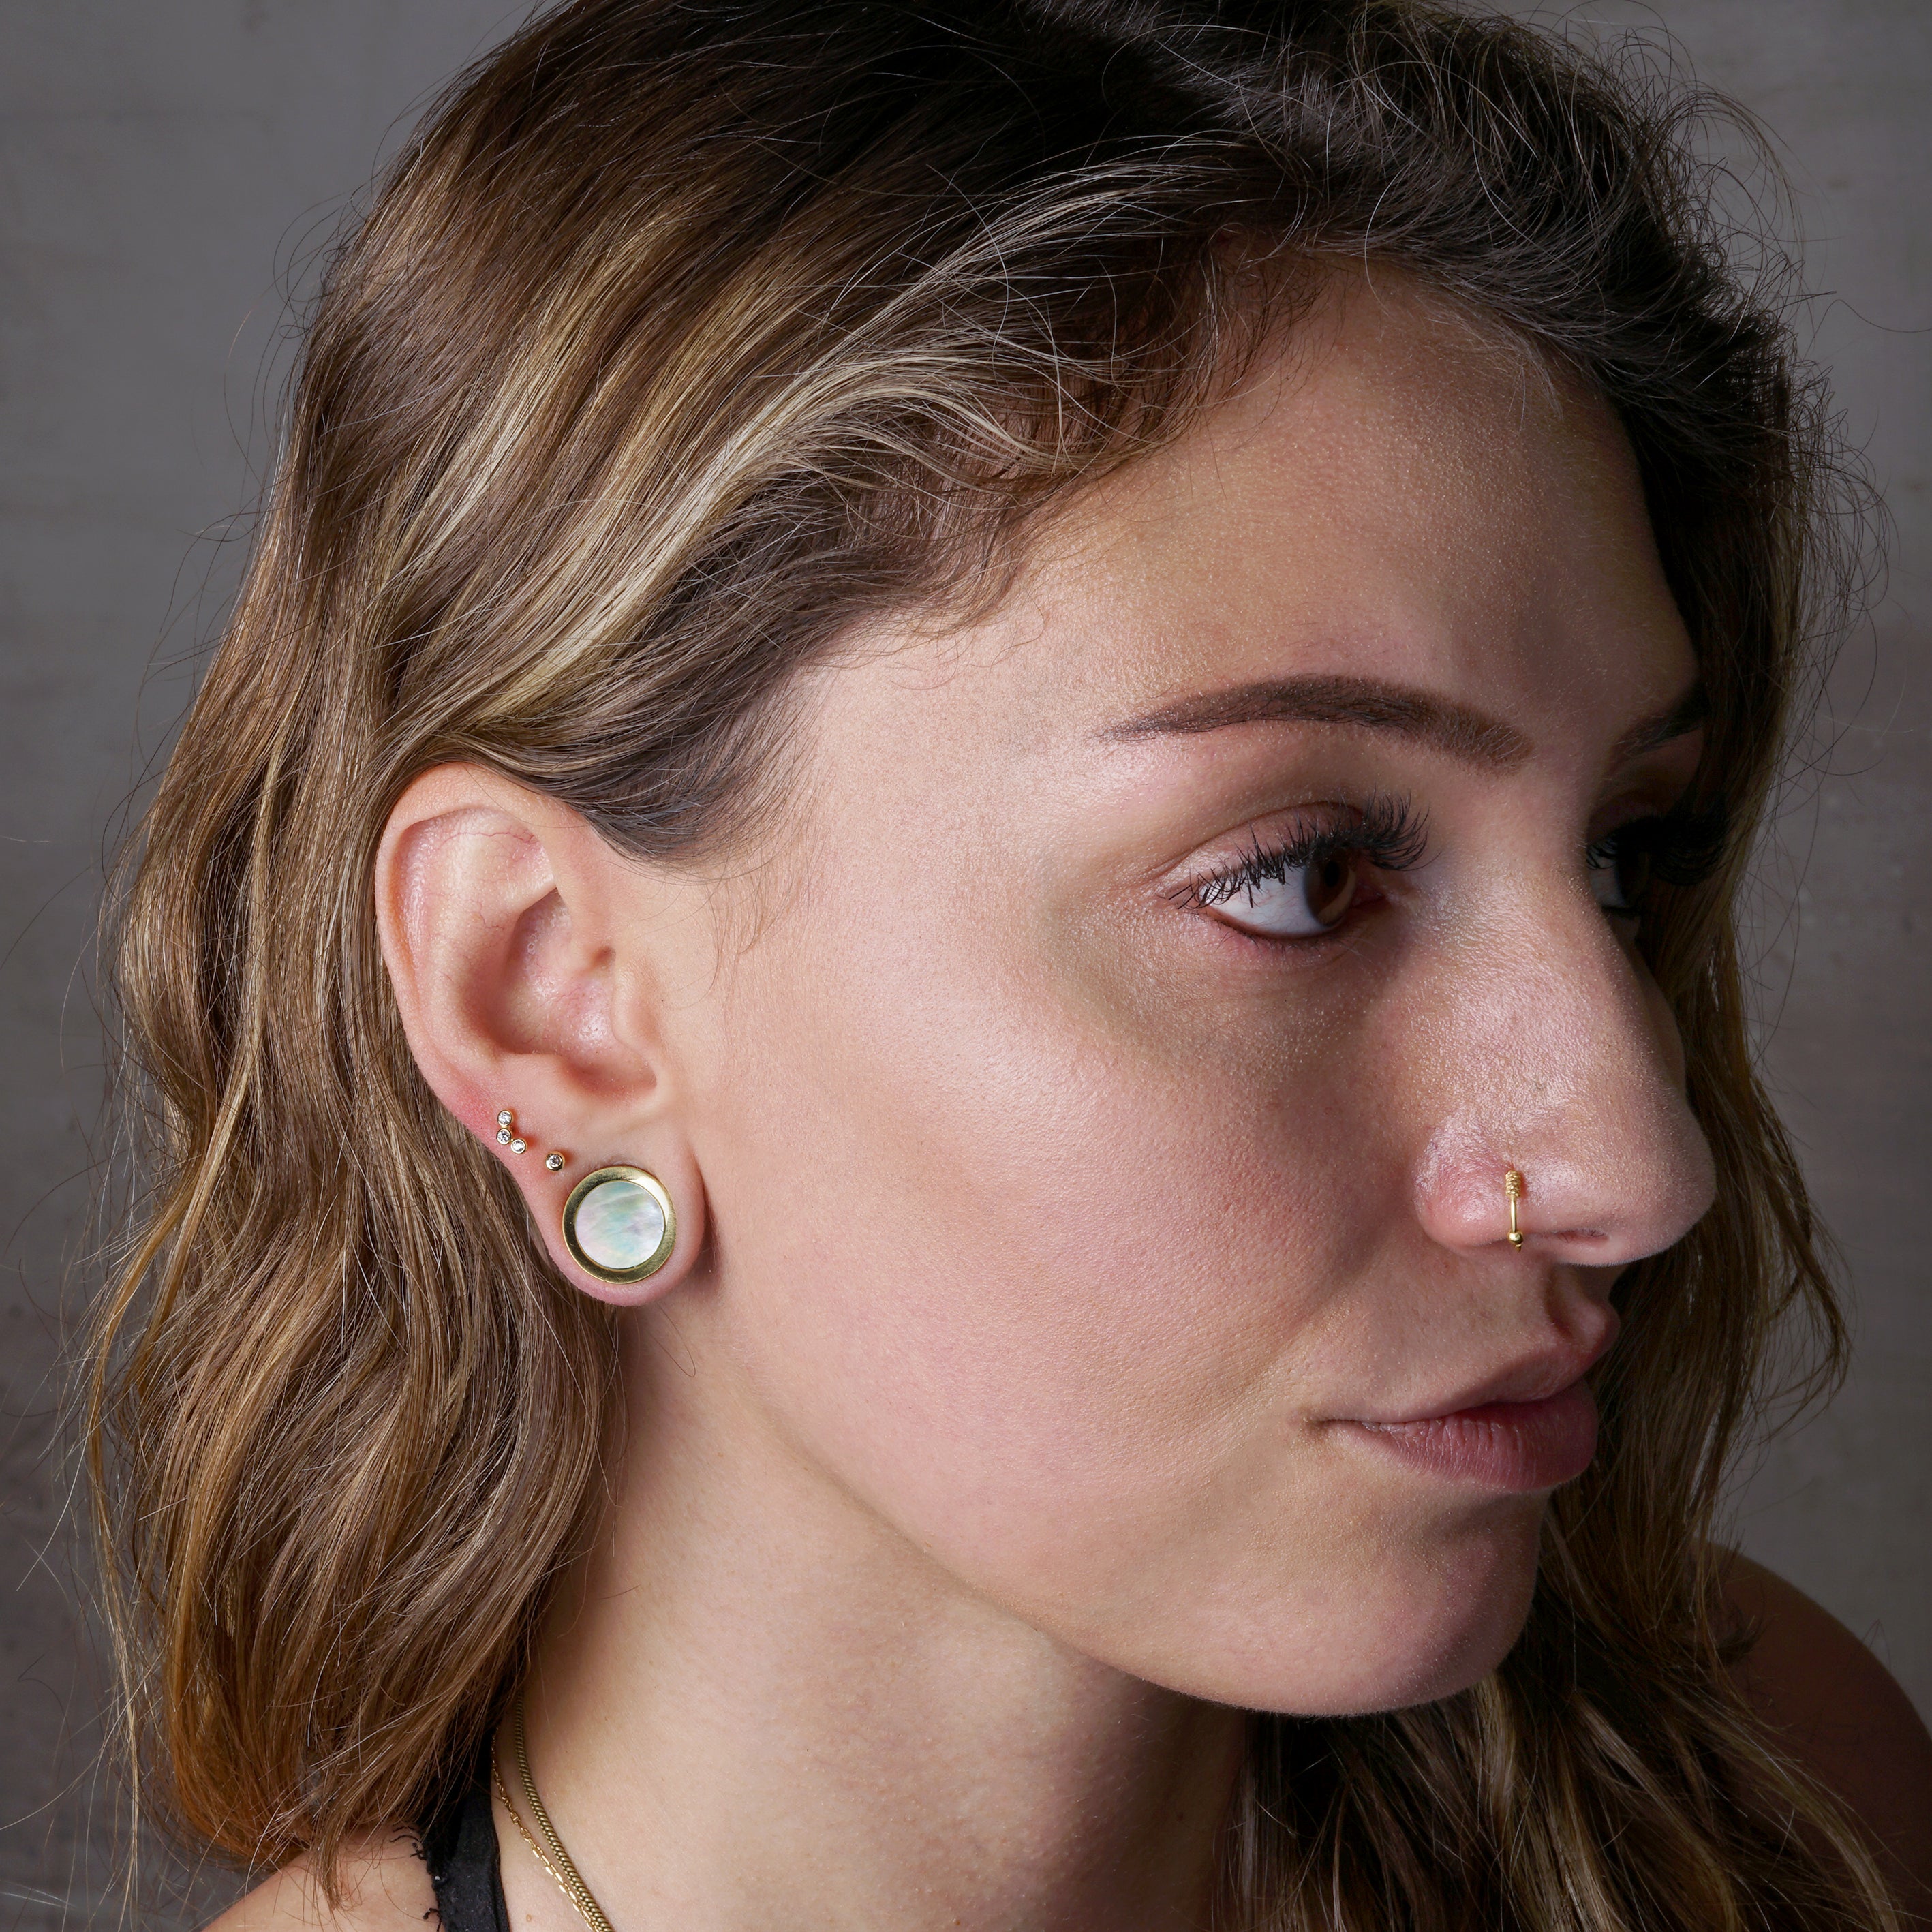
[545,1152,566,1172]
[494,1108,527,1154]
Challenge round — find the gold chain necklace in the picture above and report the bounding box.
[492,1689,619,1932]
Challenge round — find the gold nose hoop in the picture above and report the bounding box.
[1505,1169,1525,1250]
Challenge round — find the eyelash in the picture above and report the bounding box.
[1584,797,1730,898]
[1180,793,1430,919]
[1176,791,1726,936]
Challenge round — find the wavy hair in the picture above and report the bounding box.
[87,1,1900,1925]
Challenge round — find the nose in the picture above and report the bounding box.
[1412,891,1717,1269]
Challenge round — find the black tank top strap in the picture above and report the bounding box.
[419,1751,510,1932]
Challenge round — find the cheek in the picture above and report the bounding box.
[716,992,1317,1415]
[699,898,1363,1568]
[692,898,1547,1713]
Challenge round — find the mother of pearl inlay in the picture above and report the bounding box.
[562,1165,676,1283]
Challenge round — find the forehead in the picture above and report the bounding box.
[797,273,1694,803]
[976,274,1690,744]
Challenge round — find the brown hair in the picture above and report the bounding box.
[88,1,1900,1925]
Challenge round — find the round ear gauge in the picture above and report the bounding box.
[561,1165,677,1284]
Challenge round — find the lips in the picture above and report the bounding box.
[1349,1379,1599,1491]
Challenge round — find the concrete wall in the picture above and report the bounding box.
[1,3,1924,1922]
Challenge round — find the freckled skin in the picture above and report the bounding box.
[667,277,1713,1715]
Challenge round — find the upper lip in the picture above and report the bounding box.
[1347,1314,1619,1426]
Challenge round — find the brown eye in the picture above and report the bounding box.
[1306,853,1358,927]
[1218,853,1360,938]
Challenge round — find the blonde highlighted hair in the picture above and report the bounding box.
[89,1,1901,1925]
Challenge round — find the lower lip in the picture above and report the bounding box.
[1347,1381,1598,1492]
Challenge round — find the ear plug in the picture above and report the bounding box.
[561,1165,677,1283]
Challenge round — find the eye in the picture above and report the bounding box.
[1587,829,1653,917]
[1181,794,1427,942]
[1216,852,1361,937]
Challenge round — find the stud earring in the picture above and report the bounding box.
[545,1152,566,1173]
[562,1164,677,1285]
[494,1108,527,1155]
[1505,1168,1525,1250]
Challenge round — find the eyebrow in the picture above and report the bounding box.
[1605,681,1708,767]
[1101,671,1710,773]
[1101,673,1534,769]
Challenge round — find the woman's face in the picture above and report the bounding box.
[655,279,1715,1715]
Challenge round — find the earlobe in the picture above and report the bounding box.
[485,1107,708,1308]
[373,762,709,1308]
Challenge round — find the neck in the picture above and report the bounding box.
[517,1315,1247,1932]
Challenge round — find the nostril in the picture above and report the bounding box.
[1415,1111,1708,1264]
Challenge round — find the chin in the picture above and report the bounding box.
[1353,1571,1539,1713]
[1204,1506,1549,1718]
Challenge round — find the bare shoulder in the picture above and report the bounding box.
[204,1829,433,1932]
[1717,1549,1932,1909]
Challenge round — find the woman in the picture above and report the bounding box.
[87,1,1932,1927]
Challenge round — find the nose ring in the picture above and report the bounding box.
[1505,1169,1525,1249]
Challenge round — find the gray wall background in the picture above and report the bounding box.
[0,2,1925,1924]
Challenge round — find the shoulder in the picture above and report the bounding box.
[205,1829,433,1932]
[1715,1548,1932,1909]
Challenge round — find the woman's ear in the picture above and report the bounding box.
[374,763,707,1306]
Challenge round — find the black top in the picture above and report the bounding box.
[420,1769,510,1932]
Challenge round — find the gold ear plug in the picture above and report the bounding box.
[1505,1169,1525,1249]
